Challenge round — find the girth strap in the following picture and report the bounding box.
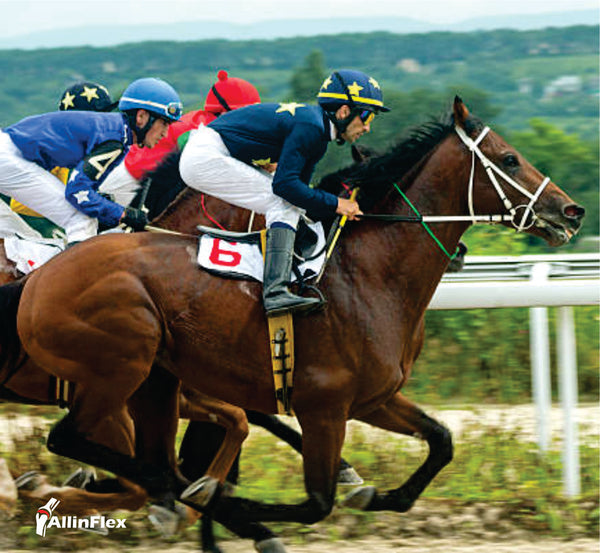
[267,313,295,416]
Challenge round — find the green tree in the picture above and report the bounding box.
[289,50,328,102]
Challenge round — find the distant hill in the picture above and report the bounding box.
[0,9,597,50]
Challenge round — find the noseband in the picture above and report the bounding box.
[454,125,551,232]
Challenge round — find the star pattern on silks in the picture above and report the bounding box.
[320,76,333,90]
[80,85,100,103]
[61,92,76,110]
[252,157,272,168]
[347,82,364,97]
[369,77,381,89]
[73,190,90,204]
[68,169,79,182]
[275,102,305,116]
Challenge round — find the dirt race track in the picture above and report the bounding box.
[3,537,596,552]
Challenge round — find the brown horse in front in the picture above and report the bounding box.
[11,98,584,529]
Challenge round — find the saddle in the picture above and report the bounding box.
[198,216,320,260]
[197,220,321,416]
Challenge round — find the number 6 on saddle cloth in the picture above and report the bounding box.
[197,218,325,285]
[197,219,325,416]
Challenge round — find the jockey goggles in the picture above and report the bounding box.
[163,101,183,120]
[358,109,375,126]
[120,97,183,121]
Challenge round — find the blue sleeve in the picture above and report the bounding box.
[271,124,338,220]
[64,140,126,227]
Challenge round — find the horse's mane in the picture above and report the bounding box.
[317,110,480,211]
[139,107,483,221]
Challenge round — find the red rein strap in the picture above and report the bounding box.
[201,194,226,230]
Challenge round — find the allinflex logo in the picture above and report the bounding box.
[35,497,127,536]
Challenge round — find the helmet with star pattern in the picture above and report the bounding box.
[58,81,117,112]
[317,70,390,113]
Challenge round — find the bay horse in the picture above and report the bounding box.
[7,98,584,537]
[0,156,362,552]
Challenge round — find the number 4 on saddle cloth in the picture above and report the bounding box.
[197,218,326,285]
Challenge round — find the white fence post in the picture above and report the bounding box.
[429,254,599,495]
[556,306,581,497]
[529,263,552,452]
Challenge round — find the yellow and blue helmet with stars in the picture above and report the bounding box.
[317,70,390,113]
[59,81,117,112]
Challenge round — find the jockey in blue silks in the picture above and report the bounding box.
[179,69,390,316]
[0,78,182,244]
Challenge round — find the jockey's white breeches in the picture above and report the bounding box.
[0,132,97,242]
[179,125,302,229]
[98,161,142,208]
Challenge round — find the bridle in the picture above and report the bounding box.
[454,125,551,232]
[355,123,554,260]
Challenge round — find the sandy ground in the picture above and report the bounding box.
[2,537,596,553]
[1,403,598,449]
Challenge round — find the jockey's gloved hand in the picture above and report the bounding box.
[120,207,148,231]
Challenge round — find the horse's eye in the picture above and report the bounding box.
[503,153,519,168]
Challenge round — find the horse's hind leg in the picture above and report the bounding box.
[17,472,147,515]
[346,391,453,513]
[47,385,182,498]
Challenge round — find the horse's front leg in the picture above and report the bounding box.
[345,391,453,513]
[207,411,346,525]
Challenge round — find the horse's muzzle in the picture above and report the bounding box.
[535,202,585,246]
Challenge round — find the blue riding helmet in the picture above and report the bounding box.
[317,70,390,114]
[118,78,183,122]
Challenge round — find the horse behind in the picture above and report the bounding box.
[9,98,584,532]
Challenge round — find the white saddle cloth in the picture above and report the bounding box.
[4,235,64,274]
[197,223,326,282]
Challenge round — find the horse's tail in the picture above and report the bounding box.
[0,278,26,382]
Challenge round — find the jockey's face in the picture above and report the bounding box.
[135,109,170,148]
[336,105,371,143]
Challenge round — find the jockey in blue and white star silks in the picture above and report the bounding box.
[179,69,390,316]
[0,78,182,243]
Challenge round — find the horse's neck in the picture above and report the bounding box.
[153,189,257,234]
[335,139,469,314]
[152,189,203,234]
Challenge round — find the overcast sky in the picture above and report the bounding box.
[2,0,598,37]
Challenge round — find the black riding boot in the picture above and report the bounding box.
[262,226,322,316]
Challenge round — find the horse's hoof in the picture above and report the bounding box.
[341,485,376,510]
[61,467,96,489]
[255,537,287,553]
[180,476,220,508]
[14,471,41,491]
[148,504,184,537]
[337,467,364,485]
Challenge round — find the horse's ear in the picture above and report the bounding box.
[453,96,470,127]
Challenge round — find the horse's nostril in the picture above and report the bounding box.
[564,204,585,219]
